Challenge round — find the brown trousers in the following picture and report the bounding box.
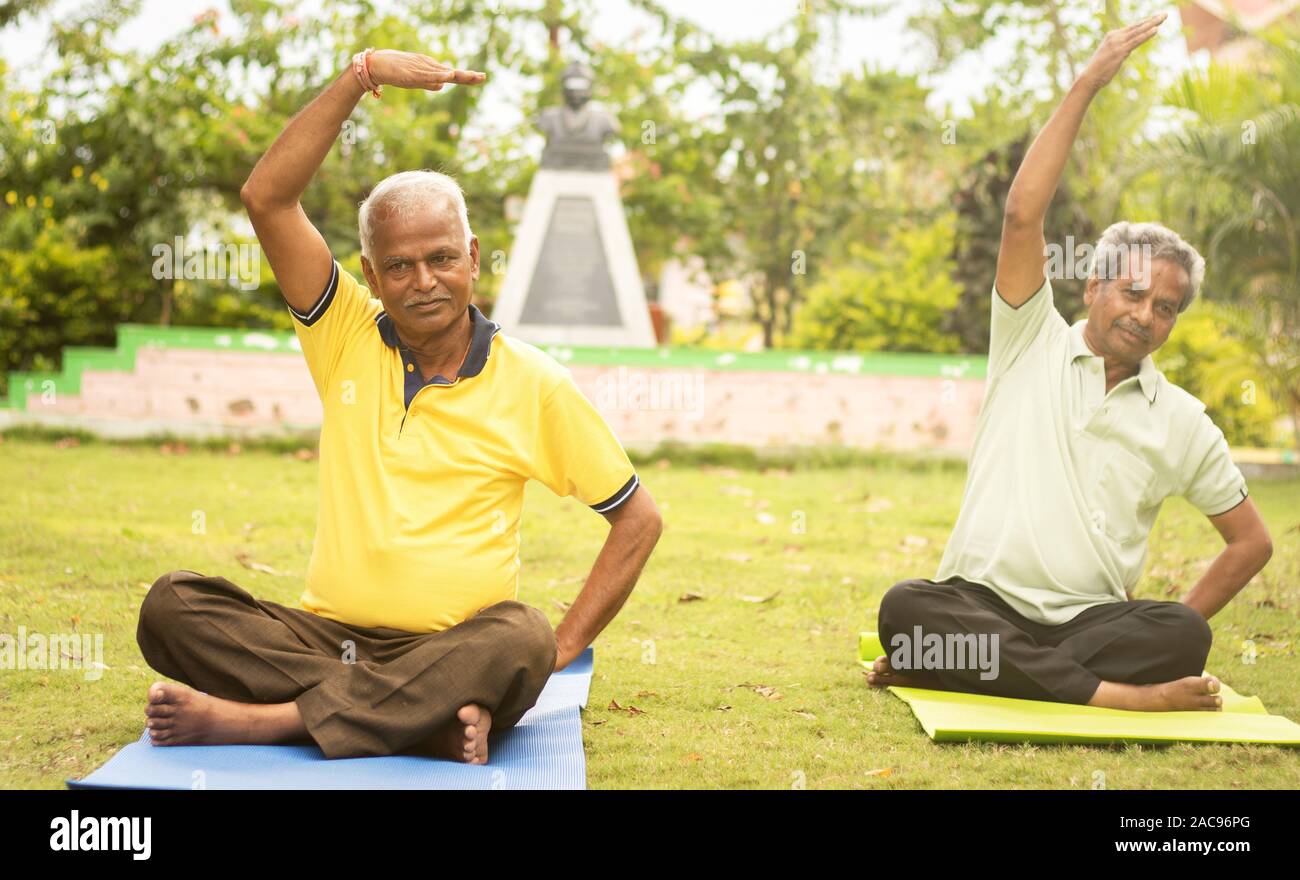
[878,576,1214,704]
[136,570,557,759]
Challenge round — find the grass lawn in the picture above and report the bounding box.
[1,436,1297,789]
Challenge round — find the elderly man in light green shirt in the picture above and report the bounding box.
[867,14,1274,712]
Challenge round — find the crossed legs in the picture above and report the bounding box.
[869,577,1222,711]
[136,570,557,760]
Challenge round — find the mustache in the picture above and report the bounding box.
[407,295,451,306]
[1116,320,1149,341]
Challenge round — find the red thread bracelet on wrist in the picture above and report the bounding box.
[351,48,382,98]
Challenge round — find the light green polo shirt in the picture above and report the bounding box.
[935,278,1249,625]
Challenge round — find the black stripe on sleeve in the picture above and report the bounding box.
[287,260,339,327]
[591,474,640,514]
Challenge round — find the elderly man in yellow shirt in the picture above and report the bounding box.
[867,15,1273,711]
[135,49,662,763]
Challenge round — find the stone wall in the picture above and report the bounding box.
[4,346,985,451]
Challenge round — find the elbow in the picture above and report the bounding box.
[639,503,664,545]
[1002,200,1037,231]
[239,181,261,212]
[1257,535,1274,568]
[239,179,277,215]
[645,507,664,543]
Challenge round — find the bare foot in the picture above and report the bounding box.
[865,654,948,691]
[425,704,493,764]
[144,681,307,746]
[1088,675,1223,712]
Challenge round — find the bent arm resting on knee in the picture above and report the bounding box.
[553,485,664,670]
[1182,498,1274,620]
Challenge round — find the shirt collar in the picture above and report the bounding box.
[1069,320,1159,404]
[374,302,501,379]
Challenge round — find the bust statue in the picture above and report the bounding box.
[537,61,619,171]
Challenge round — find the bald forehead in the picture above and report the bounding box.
[371,198,467,256]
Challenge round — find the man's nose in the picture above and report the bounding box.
[413,261,437,291]
[1132,295,1153,326]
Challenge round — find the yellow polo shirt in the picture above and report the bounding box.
[286,259,640,632]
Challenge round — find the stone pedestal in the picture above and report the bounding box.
[493,169,656,348]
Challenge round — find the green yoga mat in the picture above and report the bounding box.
[859,632,1300,746]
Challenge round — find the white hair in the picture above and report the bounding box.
[1088,221,1206,313]
[358,170,474,261]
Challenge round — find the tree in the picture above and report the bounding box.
[788,215,964,353]
[1150,26,1300,446]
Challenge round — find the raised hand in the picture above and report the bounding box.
[1078,13,1167,92]
[367,50,487,92]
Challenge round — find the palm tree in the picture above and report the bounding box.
[1154,25,1300,448]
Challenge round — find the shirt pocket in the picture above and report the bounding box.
[1091,448,1156,545]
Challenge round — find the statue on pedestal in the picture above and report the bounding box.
[537,62,619,172]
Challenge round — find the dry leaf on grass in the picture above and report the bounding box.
[737,591,780,603]
[736,683,783,701]
[235,552,289,577]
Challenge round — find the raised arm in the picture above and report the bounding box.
[239,51,486,313]
[995,13,1166,307]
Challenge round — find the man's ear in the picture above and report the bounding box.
[1083,274,1100,307]
[469,235,480,282]
[361,255,378,292]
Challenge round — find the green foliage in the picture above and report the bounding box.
[0,227,134,378]
[1149,25,1300,447]
[788,216,963,354]
[1156,302,1285,449]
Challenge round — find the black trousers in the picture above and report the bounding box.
[877,577,1213,704]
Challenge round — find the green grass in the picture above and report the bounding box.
[1,436,1297,789]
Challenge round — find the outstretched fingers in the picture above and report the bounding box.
[1122,12,1167,47]
[441,67,488,85]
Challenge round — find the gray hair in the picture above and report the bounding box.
[1088,221,1206,313]
[358,170,474,261]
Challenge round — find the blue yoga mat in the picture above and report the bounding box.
[68,648,594,790]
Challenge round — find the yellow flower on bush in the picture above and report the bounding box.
[4,191,15,205]
[42,196,53,208]
[25,195,36,208]
[96,178,108,191]
[71,165,83,178]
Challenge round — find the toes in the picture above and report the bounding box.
[145,703,176,719]
[1204,676,1221,695]
[148,683,168,703]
